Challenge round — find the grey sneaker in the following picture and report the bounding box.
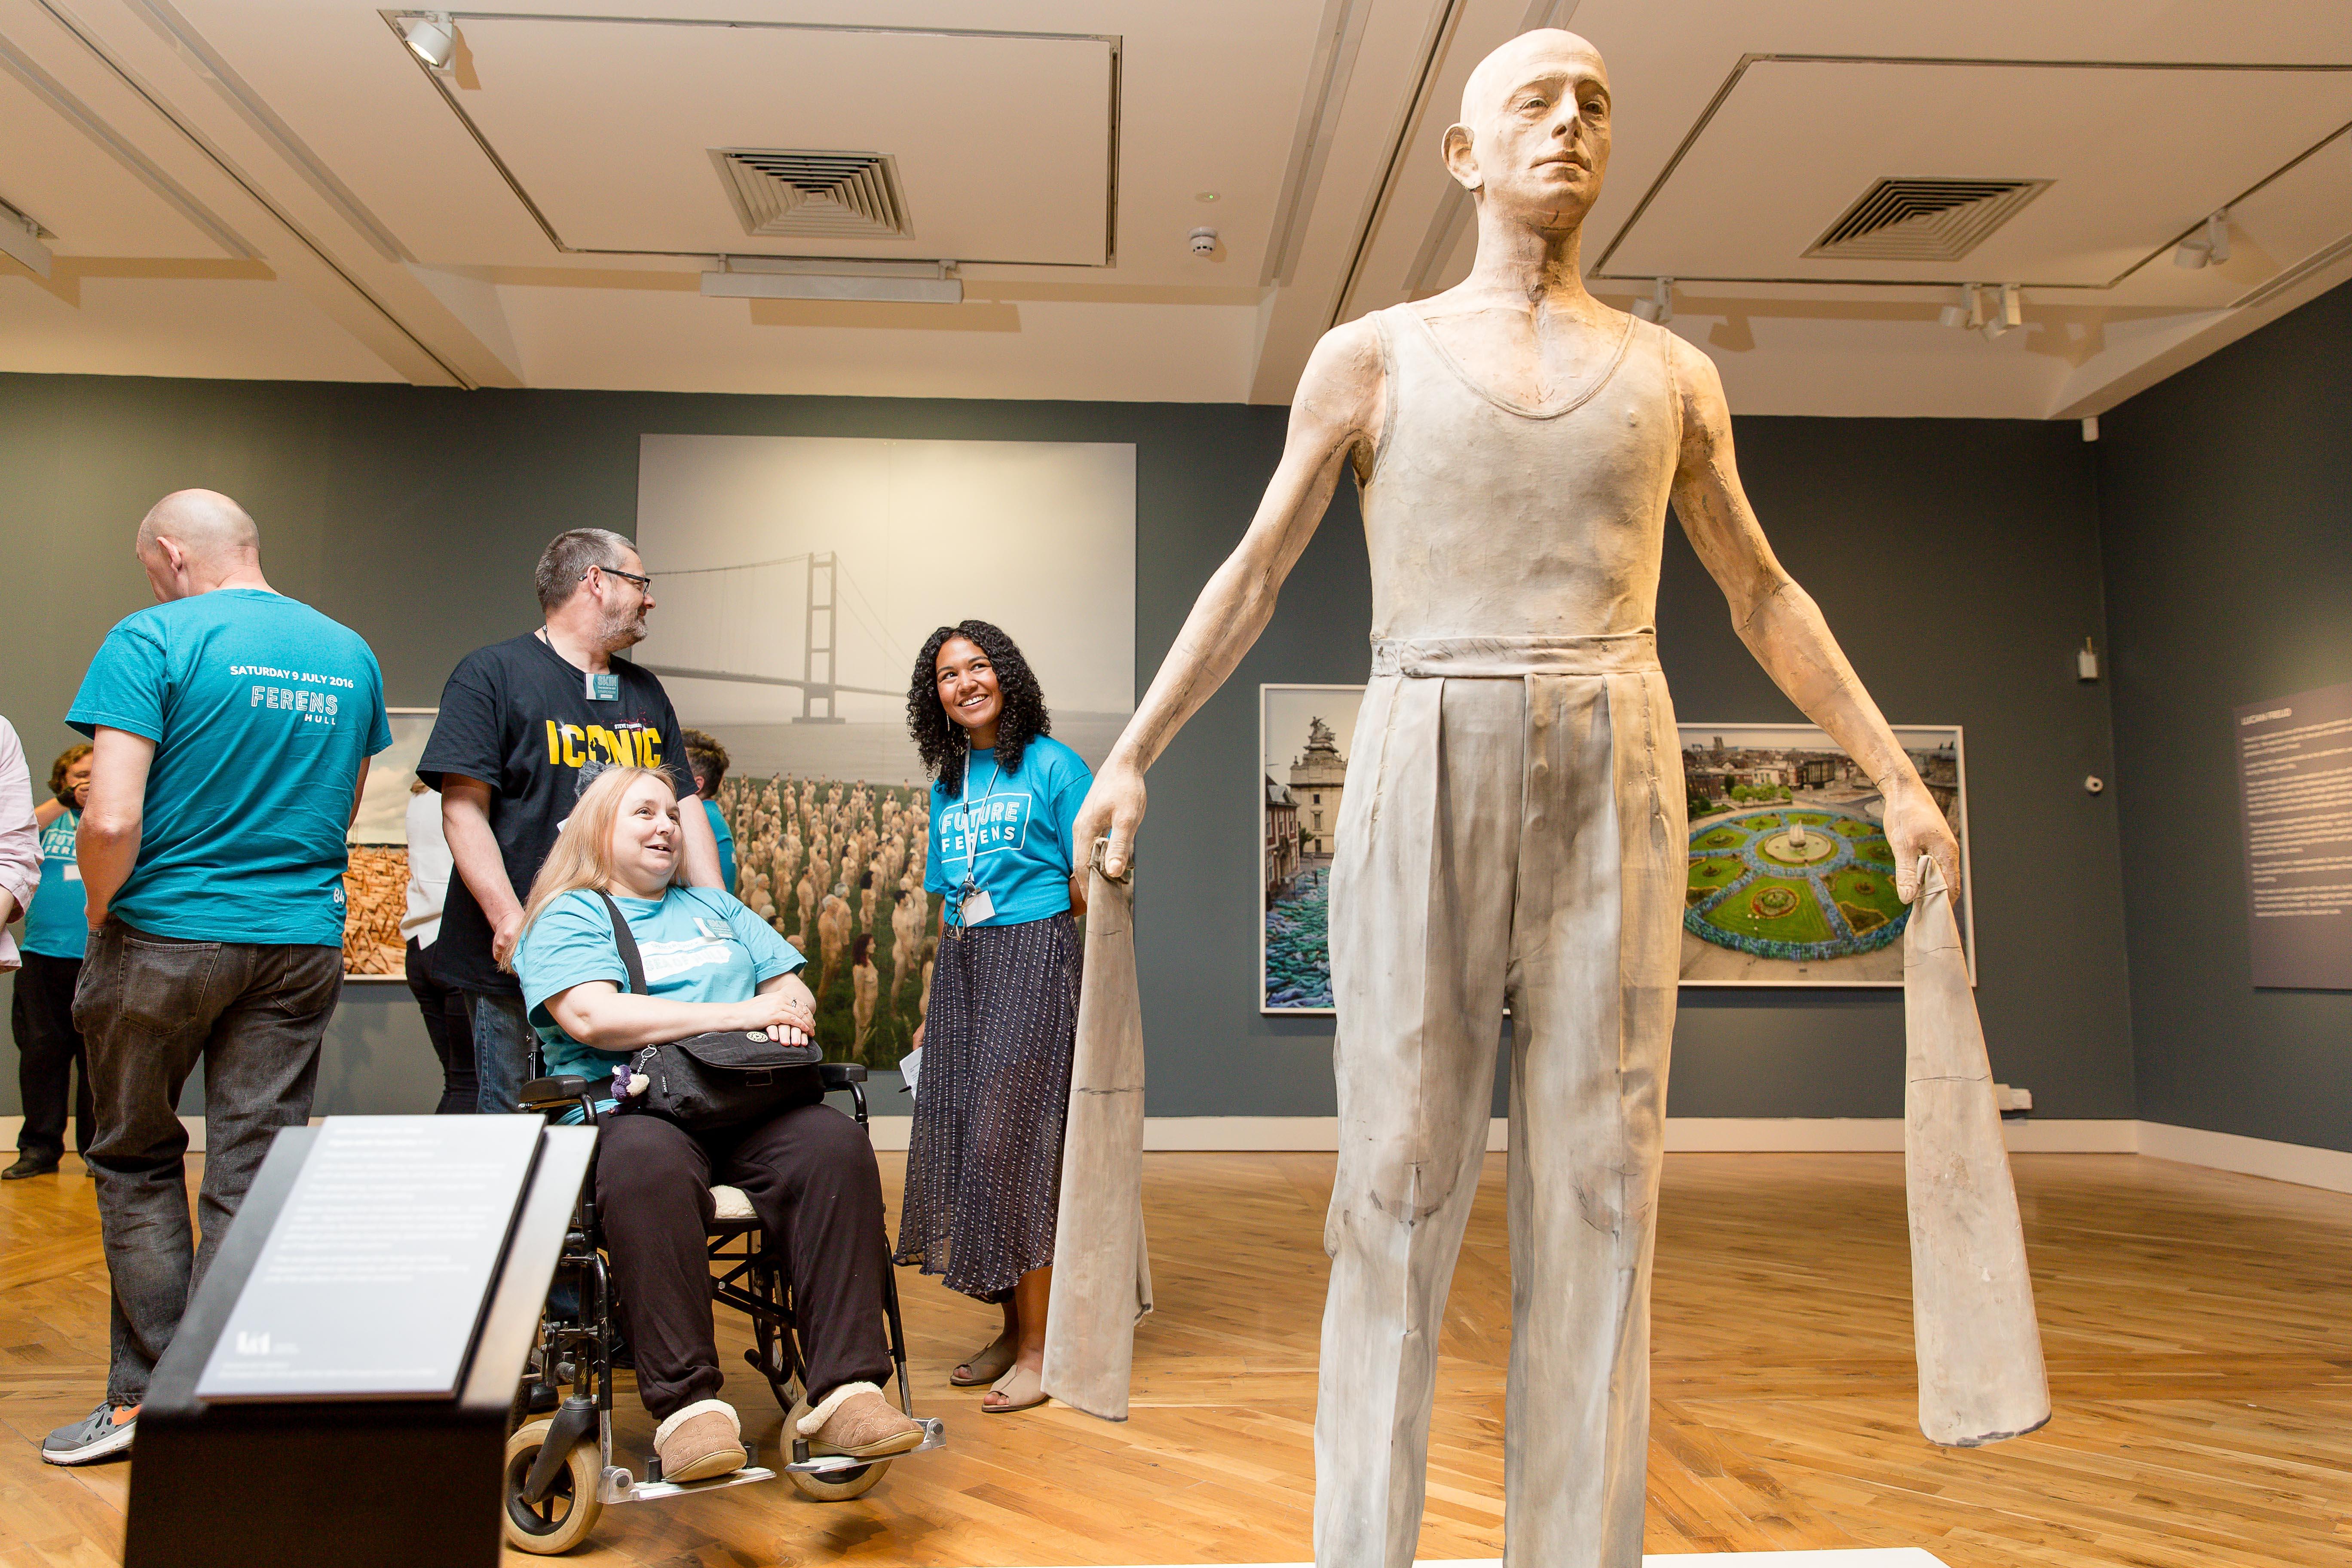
[41,1400,135,1465]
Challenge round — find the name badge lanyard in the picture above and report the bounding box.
[951,750,1005,929]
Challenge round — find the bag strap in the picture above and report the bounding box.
[595,890,650,995]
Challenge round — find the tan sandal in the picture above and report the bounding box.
[981,1362,1047,1414]
[950,1333,1017,1387]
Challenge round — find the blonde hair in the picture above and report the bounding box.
[505,766,683,971]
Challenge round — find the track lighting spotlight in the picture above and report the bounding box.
[0,198,50,279]
[1980,284,2022,340]
[2172,211,2230,269]
[1631,277,1673,325]
[396,12,457,72]
[1939,285,1984,330]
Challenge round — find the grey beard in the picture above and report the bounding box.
[597,607,647,650]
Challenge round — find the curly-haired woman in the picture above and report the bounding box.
[894,619,1091,1414]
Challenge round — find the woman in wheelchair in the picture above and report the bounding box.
[509,765,925,1485]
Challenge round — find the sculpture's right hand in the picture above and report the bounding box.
[1076,760,1147,880]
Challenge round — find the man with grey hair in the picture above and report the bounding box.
[46,488,389,1464]
[420,527,720,1112]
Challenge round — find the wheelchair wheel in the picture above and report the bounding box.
[503,1418,603,1554]
[784,1392,890,1501]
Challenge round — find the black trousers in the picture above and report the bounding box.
[11,951,93,1161]
[404,938,477,1115]
[595,1103,895,1421]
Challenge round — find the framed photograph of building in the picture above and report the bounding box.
[1260,685,1363,1014]
[341,707,438,980]
[1679,723,1974,987]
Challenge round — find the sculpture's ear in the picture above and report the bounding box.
[1442,123,1481,191]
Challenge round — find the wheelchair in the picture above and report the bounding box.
[500,1060,943,1555]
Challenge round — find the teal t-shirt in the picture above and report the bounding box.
[67,589,392,946]
[925,735,1093,927]
[515,885,807,1098]
[22,809,87,960]
[705,799,737,895]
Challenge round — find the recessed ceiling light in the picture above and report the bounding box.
[1194,192,1220,203]
[396,12,457,73]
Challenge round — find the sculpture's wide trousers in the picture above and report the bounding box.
[1318,643,1684,1568]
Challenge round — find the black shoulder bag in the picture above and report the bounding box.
[597,891,822,1132]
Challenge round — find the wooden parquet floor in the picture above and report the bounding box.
[0,1150,2346,1567]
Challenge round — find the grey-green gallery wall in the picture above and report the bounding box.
[2098,282,2352,1155]
[0,369,2135,1125]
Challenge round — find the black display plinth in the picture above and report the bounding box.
[126,1118,594,1568]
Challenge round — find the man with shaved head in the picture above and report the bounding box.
[1074,29,1960,1568]
[46,489,389,1465]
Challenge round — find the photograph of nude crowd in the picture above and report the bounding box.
[631,433,1137,1068]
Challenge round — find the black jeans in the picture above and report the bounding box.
[594,1103,895,1421]
[73,919,341,1405]
[404,938,477,1115]
[11,951,94,1161]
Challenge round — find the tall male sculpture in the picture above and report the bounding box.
[1075,29,1961,1568]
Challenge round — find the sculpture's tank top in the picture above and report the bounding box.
[1359,304,1681,645]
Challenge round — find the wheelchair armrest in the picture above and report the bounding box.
[819,1063,868,1088]
[521,1075,591,1110]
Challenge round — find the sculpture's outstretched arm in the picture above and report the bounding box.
[1665,334,1959,903]
[1077,318,1384,876]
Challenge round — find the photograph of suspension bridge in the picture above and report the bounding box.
[631,433,1137,1067]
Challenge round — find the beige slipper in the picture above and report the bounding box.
[981,1362,1047,1414]
[798,1382,925,1458]
[949,1332,1017,1387]
[653,1399,746,1483]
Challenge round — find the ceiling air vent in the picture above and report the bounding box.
[1804,178,2051,263]
[711,149,912,239]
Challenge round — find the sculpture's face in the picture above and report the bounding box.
[1449,32,1612,232]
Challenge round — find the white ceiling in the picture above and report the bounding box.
[3,0,2351,416]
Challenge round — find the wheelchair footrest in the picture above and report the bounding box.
[599,1443,780,1505]
[784,1416,946,1474]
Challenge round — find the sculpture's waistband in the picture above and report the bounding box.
[1369,630,1660,679]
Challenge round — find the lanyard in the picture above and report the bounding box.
[951,751,1005,921]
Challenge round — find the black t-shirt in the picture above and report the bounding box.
[418,631,697,994]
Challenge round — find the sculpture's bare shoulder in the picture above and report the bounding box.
[1658,323,1734,469]
[1294,313,1388,481]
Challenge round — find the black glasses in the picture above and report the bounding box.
[588,565,652,591]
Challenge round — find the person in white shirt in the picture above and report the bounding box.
[0,718,40,973]
[403,780,475,1113]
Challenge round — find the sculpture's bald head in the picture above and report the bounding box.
[135,489,263,601]
[1446,29,1612,230]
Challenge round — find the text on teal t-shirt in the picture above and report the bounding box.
[514,885,807,1095]
[22,809,87,961]
[925,735,1092,927]
[67,589,392,946]
[705,798,737,895]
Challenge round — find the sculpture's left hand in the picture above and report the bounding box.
[1884,786,1960,904]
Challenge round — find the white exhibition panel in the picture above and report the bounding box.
[446,17,1115,263]
[1603,58,2352,286]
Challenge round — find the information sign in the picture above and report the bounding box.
[2234,681,2352,990]
[194,1115,543,1400]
